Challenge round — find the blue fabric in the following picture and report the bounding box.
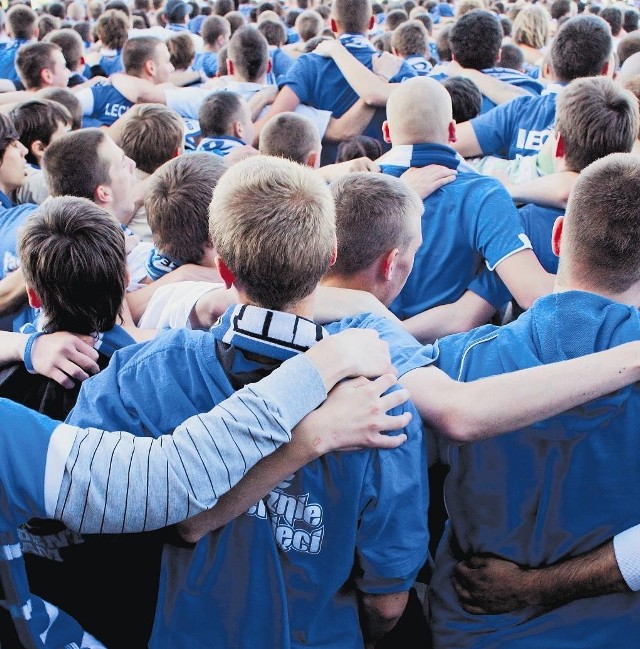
[85,82,133,126]
[430,291,640,648]
[269,47,294,86]
[182,116,201,150]
[189,14,206,34]
[0,399,103,648]
[98,50,123,75]
[283,33,417,164]
[0,39,29,84]
[69,308,432,649]
[379,143,531,318]
[192,50,218,77]
[405,54,433,75]
[196,134,245,156]
[471,87,562,159]
[0,198,37,280]
[145,247,184,281]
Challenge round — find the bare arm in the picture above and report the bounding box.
[0,268,27,316]
[314,285,400,324]
[402,290,497,344]
[400,340,640,443]
[359,591,409,647]
[495,249,555,310]
[452,542,628,615]
[323,99,376,142]
[252,84,301,146]
[315,156,380,181]
[178,373,411,542]
[446,60,528,106]
[451,120,484,158]
[503,170,577,208]
[109,73,168,104]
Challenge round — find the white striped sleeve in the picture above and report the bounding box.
[51,353,326,533]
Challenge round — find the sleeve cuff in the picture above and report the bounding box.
[613,523,640,591]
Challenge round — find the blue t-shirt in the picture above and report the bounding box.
[192,50,218,77]
[98,50,123,76]
[470,85,563,159]
[429,291,640,648]
[283,33,417,164]
[0,39,28,85]
[85,82,133,126]
[69,307,434,649]
[379,143,532,318]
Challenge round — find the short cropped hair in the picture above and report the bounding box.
[443,76,482,122]
[10,98,71,165]
[198,91,243,137]
[227,25,269,81]
[38,15,60,41]
[16,42,61,90]
[391,19,428,56]
[0,113,20,163]
[259,111,320,164]
[550,0,571,20]
[336,134,382,162]
[225,11,245,35]
[119,103,183,174]
[295,9,322,42]
[550,15,612,83]
[386,8,408,30]
[146,152,227,263]
[562,153,640,293]
[556,76,638,172]
[209,155,336,310]
[512,4,550,49]
[624,8,639,33]
[45,28,84,71]
[18,196,126,334]
[328,172,423,276]
[167,31,195,69]
[6,4,37,40]
[436,24,452,62]
[123,35,161,75]
[600,6,622,36]
[257,18,286,46]
[43,128,110,199]
[201,14,229,45]
[95,8,129,50]
[450,10,502,70]
[497,42,525,71]
[411,11,433,34]
[332,0,372,34]
[618,32,640,66]
[38,86,82,130]
[214,0,234,15]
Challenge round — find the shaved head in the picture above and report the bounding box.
[385,77,453,145]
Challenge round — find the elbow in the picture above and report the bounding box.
[361,592,408,624]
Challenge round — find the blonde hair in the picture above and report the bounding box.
[512,5,550,50]
[209,155,335,310]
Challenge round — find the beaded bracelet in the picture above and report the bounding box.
[23,331,45,374]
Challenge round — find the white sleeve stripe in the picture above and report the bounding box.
[44,423,77,517]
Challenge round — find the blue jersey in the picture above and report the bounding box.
[379,143,532,318]
[84,81,133,126]
[192,50,218,77]
[270,46,295,85]
[0,39,28,84]
[429,291,640,648]
[283,33,417,164]
[69,306,433,649]
[470,84,563,159]
[98,50,123,75]
[0,194,37,280]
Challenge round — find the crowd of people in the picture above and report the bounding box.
[0,0,639,646]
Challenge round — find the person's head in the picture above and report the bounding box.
[436,23,452,61]
[37,14,60,41]
[119,103,183,174]
[201,14,230,48]
[330,0,374,36]
[373,30,393,52]
[209,155,336,311]
[72,20,92,45]
[18,196,127,334]
[450,9,502,70]
[325,172,423,305]
[146,152,227,264]
[45,27,85,73]
[66,0,87,22]
[624,8,639,34]
[599,5,622,37]
[225,10,245,35]
[550,14,612,83]
[38,86,82,129]
[257,17,286,47]
[95,8,129,50]
[0,113,28,195]
[214,0,234,15]
[391,18,428,57]
[226,25,270,81]
[550,0,571,21]
[497,41,525,71]
[217,44,229,74]
[166,31,195,69]
[199,90,254,142]
[6,4,37,40]
[295,8,322,42]
[555,153,640,295]
[553,75,638,173]
[88,0,105,21]
[617,31,640,67]
[384,76,454,145]
[385,8,408,30]
[15,41,69,90]
[105,0,131,17]
[164,0,189,24]
[443,75,482,122]
[512,4,550,49]
[123,36,174,82]
[9,98,71,166]
[43,128,137,225]
[259,111,321,166]
[336,134,383,162]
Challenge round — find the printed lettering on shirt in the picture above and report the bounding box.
[247,477,325,555]
[104,102,129,118]
[515,127,551,152]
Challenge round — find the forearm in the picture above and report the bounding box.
[0,331,27,365]
[323,99,375,142]
[330,46,394,106]
[459,68,528,105]
[507,171,576,208]
[359,591,408,646]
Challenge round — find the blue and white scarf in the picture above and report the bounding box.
[378,143,461,177]
[145,247,184,281]
[196,135,246,157]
